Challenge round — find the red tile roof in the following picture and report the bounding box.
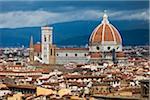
[116,52,125,57]
[56,48,88,51]
[64,75,106,79]
[90,52,102,58]
[6,84,36,90]
[90,20,122,44]
[34,44,41,52]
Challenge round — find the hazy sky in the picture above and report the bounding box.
[0,1,149,28]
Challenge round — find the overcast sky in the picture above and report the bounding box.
[0,1,149,28]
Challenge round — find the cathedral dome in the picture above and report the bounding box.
[89,13,122,45]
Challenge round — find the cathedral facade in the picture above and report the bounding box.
[29,13,125,65]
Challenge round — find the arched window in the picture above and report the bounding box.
[54,50,56,56]
[44,36,46,42]
[50,49,52,56]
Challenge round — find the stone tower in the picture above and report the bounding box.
[41,26,54,64]
[29,36,34,64]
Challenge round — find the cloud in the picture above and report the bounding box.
[0,11,60,28]
[109,9,149,21]
[0,9,149,28]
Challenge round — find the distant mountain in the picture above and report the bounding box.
[0,20,149,47]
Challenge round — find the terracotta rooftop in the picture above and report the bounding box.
[6,84,36,90]
[34,44,41,52]
[90,52,102,58]
[56,48,88,51]
[64,75,106,79]
[89,14,122,44]
[116,52,125,57]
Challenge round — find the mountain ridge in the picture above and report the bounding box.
[0,20,149,47]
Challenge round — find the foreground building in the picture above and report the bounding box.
[29,12,126,64]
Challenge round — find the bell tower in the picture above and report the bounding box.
[41,26,53,64]
[29,36,34,64]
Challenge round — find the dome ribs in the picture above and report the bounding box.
[89,13,122,45]
[104,24,114,42]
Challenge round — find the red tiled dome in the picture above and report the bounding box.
[89,13,122,45]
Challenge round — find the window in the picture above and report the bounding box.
[75,54,77,57]
[104,90,106,93]
[44,36,46,42]
[66,54,68,56]
[97,46,100,50]
[117,46,119,50]
[57,54,59,56]
[50,49,52,56]
[107,47,111,50]
[37,53,40,57]
[54,50,56,56]
[96,88,99,91]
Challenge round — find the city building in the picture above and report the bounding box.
[29,12,126,65]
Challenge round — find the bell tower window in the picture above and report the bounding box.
[44,35,46,42]
[50,49,52,56]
